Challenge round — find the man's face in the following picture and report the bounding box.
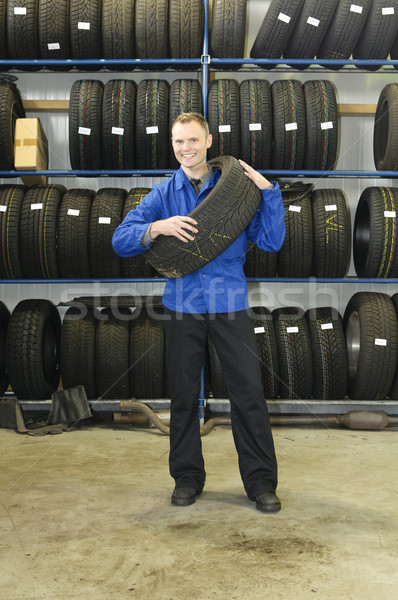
[171,120,212,173]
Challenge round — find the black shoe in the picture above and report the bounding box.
[171,487,201,506]
[255,491,281,513]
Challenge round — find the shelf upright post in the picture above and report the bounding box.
[202,0,210,119]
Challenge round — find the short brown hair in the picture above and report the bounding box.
[171,112,209,137]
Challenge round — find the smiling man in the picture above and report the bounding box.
[112,112,286,513]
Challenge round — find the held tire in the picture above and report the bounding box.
[69,79,104,170]
[303,80,339,170]
[145,155,262,278]
[271,80,306,170]
[353,187,398,278]
[273,306,313,400]
[61,306,98,399]
[305,306,348,400]
[102,79,137,170]
[135,79,169,169]
[0,184,26,278]
[373,83,398,171]
[239,79,272,170]
[121,188,154,278]
[57,188,94,278]
[207,79,240,160]
[130,308,165,399]
[19,184,66,278]
[96,307,131,400]
[353,0,398,70]
[88,188,126,278]
[0,301,10,395]
[344,292,398,400]
[311,188,351,277]
[169,79,202,169]
[249,306,279,399]
[250,0,305,66]
[0,83,25,170]
[6,299,61,400]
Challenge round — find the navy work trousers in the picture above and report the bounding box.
[163,308,278,501]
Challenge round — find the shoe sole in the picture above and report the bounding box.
[256,502,281,513]
[171,497,197,506]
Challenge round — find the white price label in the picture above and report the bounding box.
[219,125,231,133]
[47,43,60,50]
[31,203,43,210]
[375,338,387,346]
[67,209,80,217]
[254,326,265,334]
[146,126,159,134]
[382,7,394,15]
[307,16,320,27]
[321,121,334,130]
[78,126,91,136]
[321,323,333,330]
[325,204,337,211]
[99,217,111,224]
[112,127,124,135]
[0,205,7,212]
[78,22,91,30]
[278,12,291,24]
[384,210,396,218]
[14,7,27,15]
[350,4,363,14]
[285,122,297,131]
[286,326,299,334]
[249,123,262,131]
[289,205,301,213]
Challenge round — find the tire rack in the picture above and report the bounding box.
[1,0,398,416]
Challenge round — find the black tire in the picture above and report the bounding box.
[210,0,247,68]
[61,306,97,399]
[135,0,168,68]
[278,193,313,277]
[121,188,154,278]
[305,306,348,400]
[57,189,94,278]
[145,155,262,278]
[303,80,339,170]
[7,0,40,60]
[353,187,398,278]
[271,80,306,170]
[88,188,126,278]
[311,188,351,277]
[19,184,66,278]
[169,0,203,65]
[353,0,398,70]
[388,293,398,398]
[0,83,25,170]
[344,292,398,400]
[284,0,339,67]
[0,184,26,278]
[244,242,278,278]
[317,0,372,67]
[0,0,7,58]
[207,335,228,398]
[169,79,202,168]
[373,83,398,171]
[135,79,169,169]
[207,79,240,160]
[38,0,71,66]
[69,79,104,170]
[250,0,305,66]
[102,79,136,170]
[130,308,165,399]
[102,0,135,64]
[239,79,272,169]
[273,306,313,400]
[249,306,279,399]
[0,301,10,395]
[70,0,102,63]
[6,299,61,400]
[96,307,130,400]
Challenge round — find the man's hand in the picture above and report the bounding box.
[239,159,273,190]
[150,215,198,243]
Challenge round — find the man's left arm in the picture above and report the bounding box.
[239,159,286,253]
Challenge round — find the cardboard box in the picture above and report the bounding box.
[14,118,49,186]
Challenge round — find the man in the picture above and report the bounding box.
[112,112,286,513]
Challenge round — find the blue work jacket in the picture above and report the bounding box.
[112,167,286,313]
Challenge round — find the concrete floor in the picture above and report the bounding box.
[1,421,398,600]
